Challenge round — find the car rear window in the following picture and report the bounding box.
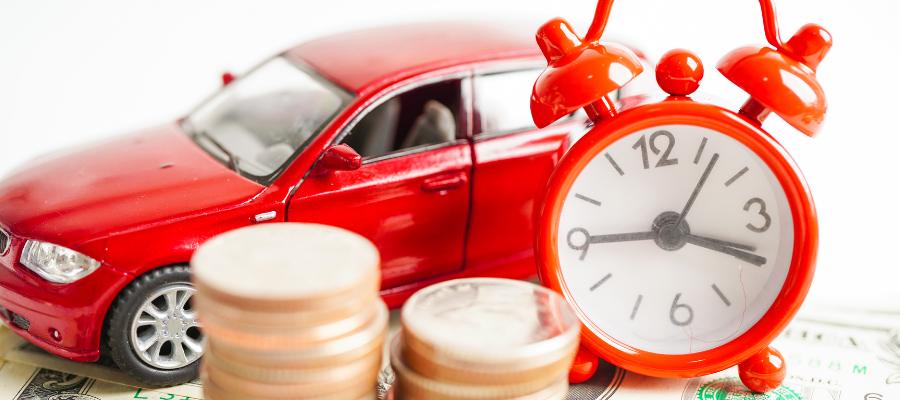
[474,69,542,136]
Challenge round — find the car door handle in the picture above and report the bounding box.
[422,172,466,192]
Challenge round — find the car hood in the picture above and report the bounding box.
[0,123,265,247]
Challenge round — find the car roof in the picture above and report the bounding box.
[285,22,542,95]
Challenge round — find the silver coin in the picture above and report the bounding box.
[401,278,580,366]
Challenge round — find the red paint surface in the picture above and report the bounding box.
[739,346,786,393]
[0,23,610,359]
[289,142,474,289]
[530,2,823,388]
[569,344,600,384]
[0,124,264,253]
[287,22,538,95]
[656,49,704,96]
[465,122,576,275]
[531,17,642,128]
[536,96,818,380]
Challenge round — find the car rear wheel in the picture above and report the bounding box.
[106,265,204,387]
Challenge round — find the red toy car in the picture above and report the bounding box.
[0,22,647,386]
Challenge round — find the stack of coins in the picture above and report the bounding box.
[390,278,580,400]
[191,223,388,400]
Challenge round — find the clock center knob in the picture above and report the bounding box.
[652,211,690,251]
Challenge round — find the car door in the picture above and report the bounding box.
[288,77,472,289]
[465,67,584,272]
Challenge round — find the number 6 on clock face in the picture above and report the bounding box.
[556,124,794,355]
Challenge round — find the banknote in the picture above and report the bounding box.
[374,307,900,400]
[564,312,900,400]
[0,307,898,400]
[0,326,202,399]
[566,313,900,400]
[0,362,200,400]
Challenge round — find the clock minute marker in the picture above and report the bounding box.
[575,194,602,207]
[630,295,643,320]
[711,284,732,306]
[693,137,707,164]
[725,167,750,187]
[589,273,612,291]
[605,153,625,176]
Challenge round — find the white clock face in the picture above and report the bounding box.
[557,124,793,355]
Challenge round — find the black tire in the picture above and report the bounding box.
[106,265,203,387]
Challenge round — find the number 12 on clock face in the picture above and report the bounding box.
[556,124,794,355]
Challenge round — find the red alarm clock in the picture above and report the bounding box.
[531,0,830,393]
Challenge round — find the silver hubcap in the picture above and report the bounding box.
[130,284,204,369]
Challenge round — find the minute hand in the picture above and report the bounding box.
[675,153,719,228]
[684,235,767,266]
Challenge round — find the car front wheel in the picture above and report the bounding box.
[106,265,204,387]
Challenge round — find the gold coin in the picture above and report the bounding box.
[390,335,569,400]
[400,278,580,371]
[200,297,382,349]
[203,344,381,383]
[194,264,380,313]
[202,368,377,400]
[204,359,380,399]
[192,223,380,312]
[208,299,388,367]
[401,331,575,386]
[193,276,377,329]
[395,376,567,400]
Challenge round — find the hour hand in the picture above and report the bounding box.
[684,235,767,266]
[567,228,656,261]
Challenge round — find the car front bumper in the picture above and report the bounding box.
[0,232,131,362]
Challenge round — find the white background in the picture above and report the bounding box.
[1,1,897,312]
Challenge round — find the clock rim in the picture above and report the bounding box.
[536,98,817,378]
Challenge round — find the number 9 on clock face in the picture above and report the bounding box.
[556,124,794,355]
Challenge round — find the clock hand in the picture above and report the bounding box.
[590,231,657,243]
[567,228,656,260]
[684,235,767,266]
[674,153,719,229]
[688,234,756,252]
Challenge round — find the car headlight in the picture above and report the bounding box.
[19,240,101,283]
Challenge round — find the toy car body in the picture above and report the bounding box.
[0,22,646,385]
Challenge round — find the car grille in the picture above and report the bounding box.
[10,312,30,330]
[0,227,8,255]
[0,304,28,330]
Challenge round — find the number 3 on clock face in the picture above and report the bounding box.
[556,124,794,355]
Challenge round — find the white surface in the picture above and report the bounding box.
[1,0,897,311]
[558,125,792,354]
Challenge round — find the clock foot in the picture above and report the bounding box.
[738,346,786,393]
[569,344,600,383]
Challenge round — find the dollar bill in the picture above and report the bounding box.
[0,307,897,400]
[0,326,202,399]
[0,362,200,400]
[560,312,900,400]
[374,307,900,400]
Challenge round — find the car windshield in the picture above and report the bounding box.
[183,56,353,184]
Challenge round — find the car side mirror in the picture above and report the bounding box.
[310,144,361,176]
[222,72,236,86]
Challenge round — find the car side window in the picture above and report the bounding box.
[475,69,599,137]
[341,80,461,159]
[474,69,542,136]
